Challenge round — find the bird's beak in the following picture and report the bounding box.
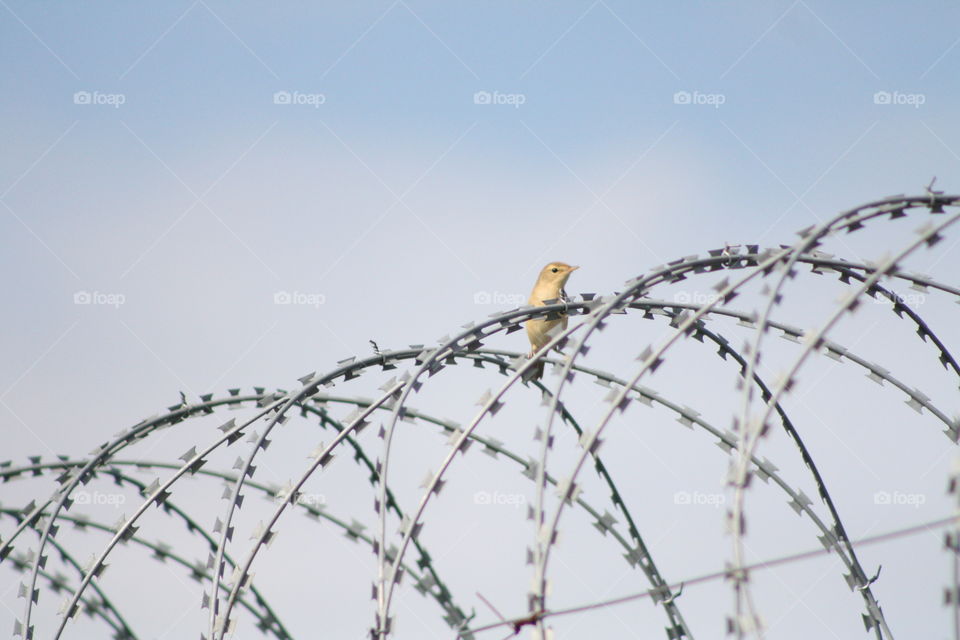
[569,265,579,271]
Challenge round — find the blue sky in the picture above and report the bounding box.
[2,1,960,638]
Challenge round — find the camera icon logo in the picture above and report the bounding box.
[873,490,891,505]
[673,490,692,505]
[473,490,492,505]
[673,91,692,105]
[273,91,292,105]
[873,91,891,105]
[74,291,92,304]
[274,291,292,304]
[73,91,92,105]
[473,91,492,105]
[473,291,492,304]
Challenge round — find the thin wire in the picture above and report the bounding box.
[461,514,958,637]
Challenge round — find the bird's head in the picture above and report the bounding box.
[535,262,579,289]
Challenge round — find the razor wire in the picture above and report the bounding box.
[1,194,959,639]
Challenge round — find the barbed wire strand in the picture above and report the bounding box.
[461,513,959,638]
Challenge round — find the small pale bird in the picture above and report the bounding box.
[525,262,578,378]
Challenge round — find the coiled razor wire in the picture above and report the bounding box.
[1,194,959,639]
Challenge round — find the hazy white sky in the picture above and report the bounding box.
[2,1,959,638]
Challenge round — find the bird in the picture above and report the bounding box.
[525,262,578,379]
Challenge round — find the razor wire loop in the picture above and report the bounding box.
[426,198,944,636]
[217,379,410,639]
[28,372,676,636]
[0,378,524,636]
[1,509,138,640]
[3,454,388,639]
[526,249,794,639]
[217,371,691,639]
[370,251,791,637]
[373,311,596,638]
[2,506,287,640]
[301,363,691,635]
[0,361,578,639]
[5,390,287,639]
[371,300,603,637]
[261,325,894,640]
[466,353,691,637]
[73,293,935,640]
[0,310,924,636]
[308,373,694,635]
[368,292,691,634]
[2,454,463,636]
[730,198,960,638]
[2,194,958,639]
[0,332,928,636]
[5,292,944,640]
[47,398,291,640]
[21,310,941,640]
[526,195,960,639]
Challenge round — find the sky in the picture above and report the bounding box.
[2,1,960,638]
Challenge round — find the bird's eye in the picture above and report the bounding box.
[551,267,559,273]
